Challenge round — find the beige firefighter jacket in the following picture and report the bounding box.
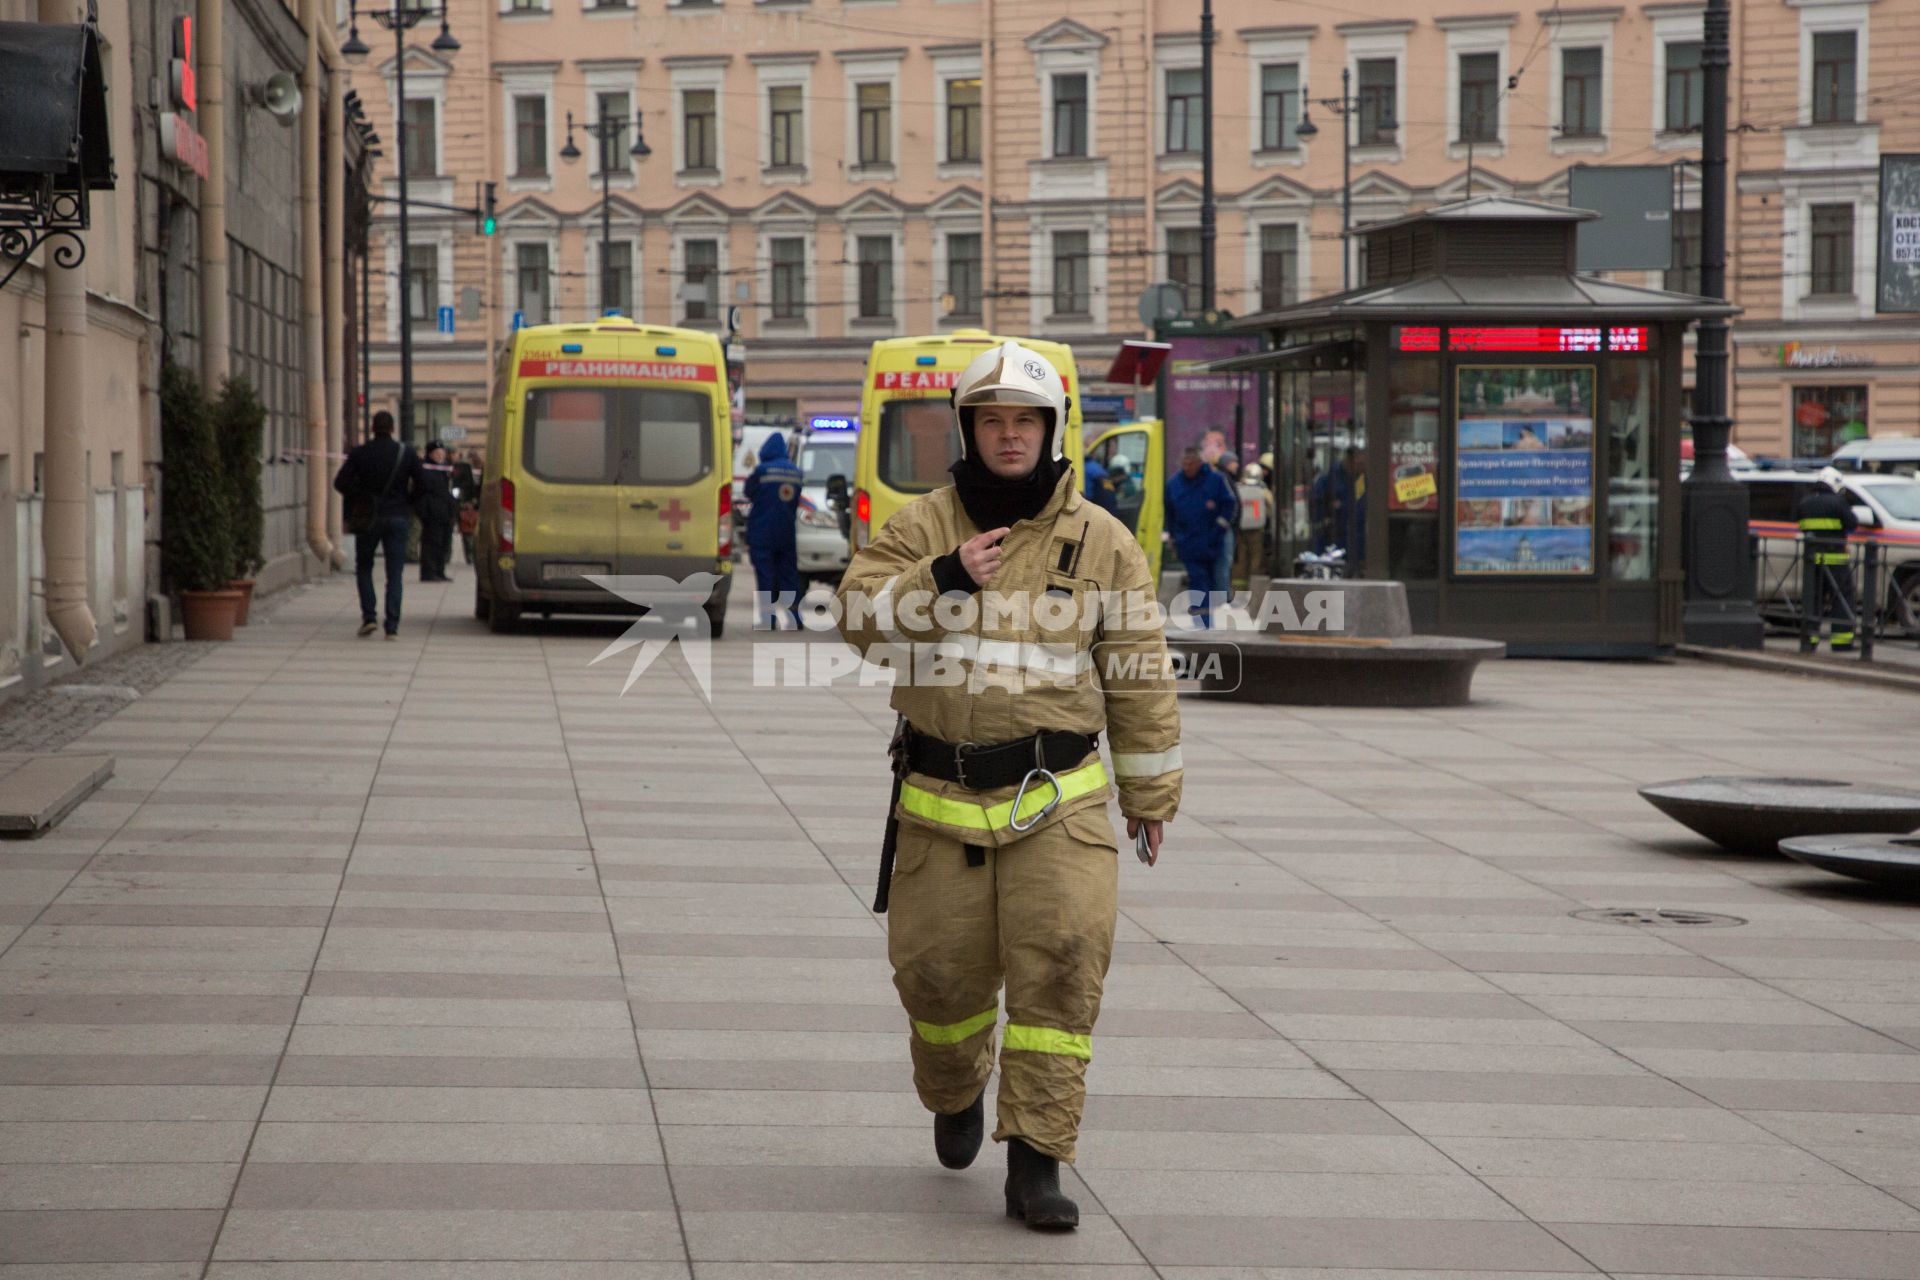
[837,469,1183,847]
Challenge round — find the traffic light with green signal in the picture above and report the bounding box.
[477,181,497,236]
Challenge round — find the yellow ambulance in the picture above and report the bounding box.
[851,330,1084,549]
[475,319,734,635]
[1086,418,1166,582]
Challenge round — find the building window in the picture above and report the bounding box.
[770,236,805,319]
[856,235,893,319]
[601,241,632,316]
[1792,385,1868,457]
[1356,58,1396,144]
[946,78,981,162]
[516,243,550,325]
[1665,40,1702,132]
[1561,46,1603,137]
[513,95,547,177]
[1167,227,1201,312]
[508,0,542,10]
[419,399,453,439]
[682,89,717,171]
[1259,224,1297,312]
[1052,72,1088,158]
[1812,31,1857,124]
[1052,230,1090,315]
[402,98,437,176]
[947,231,981,317]
[1458,52,1499,143]
[857,83,891,167]
[1165,67,1203,154]
[405,244,437,325]
[595,92,631,173]
[683,238,718,320]
[1259,63,1300,151]
[768,85,803,168]
[1665,209,1702,294]
[1809,203,1854,296]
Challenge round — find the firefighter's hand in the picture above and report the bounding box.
[959,528,1011,586]
[1127,816,1164,867]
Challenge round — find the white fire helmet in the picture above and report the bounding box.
[951,341,1072,461]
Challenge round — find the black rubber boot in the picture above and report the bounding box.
[1004,1136,1079,1230]
[933,1088,985,1169]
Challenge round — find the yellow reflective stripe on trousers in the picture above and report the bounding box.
[1815,552,1850,565]
[898,759,1109,834]
[1003,1023,1092,1061]
[913,1006,997,1045]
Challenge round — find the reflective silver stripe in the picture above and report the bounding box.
[1112,745,1183,777]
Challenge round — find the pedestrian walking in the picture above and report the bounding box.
[333,410,422,638]
[743,429,804,627]
[1164,446,1236,627]
[838,341,1183,1231]
[414,440,458,583]
[1233,462,1273,588]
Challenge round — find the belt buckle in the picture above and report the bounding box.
[953,741,978,790]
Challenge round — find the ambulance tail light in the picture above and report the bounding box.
[498,478,515,551]
[717,482,733,558]
[853,488,871,549]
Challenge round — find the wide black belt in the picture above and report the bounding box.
[904,727,1098,792]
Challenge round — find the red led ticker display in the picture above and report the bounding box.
[1393,326,1649,353]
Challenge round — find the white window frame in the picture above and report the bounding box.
[498,0,549,15]
[586,231,642,319]
[758,221,817,337]
[385,229,456,342]
[754,54,815,180]
[1649,6,1706,149]
[1341,23,1410,163]
[1031,45,1103,160]
[844,221,904,330]
[500,67,558,193]
[1796,0,1870,127]
[840,48,904,181]
[1781,180,1876,320]
[931,44,983,178]
[1244,27,1312,168]
[929,190,984,331]
[582,64,641,187]
[668,57,728,185]
[669,226,730,329]
[503,230,563,325]
[1030,214,1107,330]
[1546,14,1618,154]
[1155,35,1203,169]
[1441,16,1512,160]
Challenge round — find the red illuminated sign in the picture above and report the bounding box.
[1395,326,1442,351]
[1448,326,1604,352]
[1607,327,1649,352]
[171,17,195,112]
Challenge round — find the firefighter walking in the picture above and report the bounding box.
[1797,479,1859,652]
[837,342,1182,1231]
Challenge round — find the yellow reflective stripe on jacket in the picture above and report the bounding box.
[1112,745,1182,777]
[1003,1023,1092,1061]
[913,1006,997,1045]
[898,759,1109,834]
[1800,517,1844,531]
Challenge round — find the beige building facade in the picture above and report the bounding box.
[350,0,1918,456]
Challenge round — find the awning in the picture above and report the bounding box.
[1195,339,1358,373]
[0,20,115,188]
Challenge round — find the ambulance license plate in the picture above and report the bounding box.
[542,562,608,581]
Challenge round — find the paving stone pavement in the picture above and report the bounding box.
[4,564,1920,1278]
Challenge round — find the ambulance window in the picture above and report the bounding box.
[878,399,959,493]
[524,389,617,484]
[622,389,711,485]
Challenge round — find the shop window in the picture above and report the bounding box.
[1792,385,1868,457]
[1607,358,1658,580]
[1387,356,1441,581]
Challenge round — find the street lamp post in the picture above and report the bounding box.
[1198,0,1216,313]
[341,0,460,445]
[1294,68,1393,292]
[562,108,651,317]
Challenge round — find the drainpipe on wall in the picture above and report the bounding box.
[39,0,97,661]
[300,0,332,568]
[198,0,228,387]
[324,46,347,567]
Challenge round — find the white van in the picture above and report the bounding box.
[1829,436,1920,477]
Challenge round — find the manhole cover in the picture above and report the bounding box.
[1572,907,1748,928]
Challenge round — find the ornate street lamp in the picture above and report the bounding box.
[562,107,650,317]
[1296,69,1395,291]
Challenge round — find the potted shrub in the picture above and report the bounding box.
[160,363,241,640]
[211,376,266,624]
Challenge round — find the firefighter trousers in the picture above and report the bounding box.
[884,806,1119,1164]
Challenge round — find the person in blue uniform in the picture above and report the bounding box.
[1164,447,1236,628]
[1082,457,1118,515]
[743,430,805,628]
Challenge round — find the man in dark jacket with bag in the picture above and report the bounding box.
[334,411,422,638]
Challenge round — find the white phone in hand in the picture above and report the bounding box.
[1134,824,1153,864]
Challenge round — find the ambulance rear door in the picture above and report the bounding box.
[613,335,725,577]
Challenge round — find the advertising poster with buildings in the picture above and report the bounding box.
[1453,367,1597,575]
[1162,334,1264,476]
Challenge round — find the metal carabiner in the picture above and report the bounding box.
[1007,767,1061,833]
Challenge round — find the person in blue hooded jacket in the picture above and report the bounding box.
[1082,456,1119,515]
[1163,447,1237,628]
[743,430,805,628]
